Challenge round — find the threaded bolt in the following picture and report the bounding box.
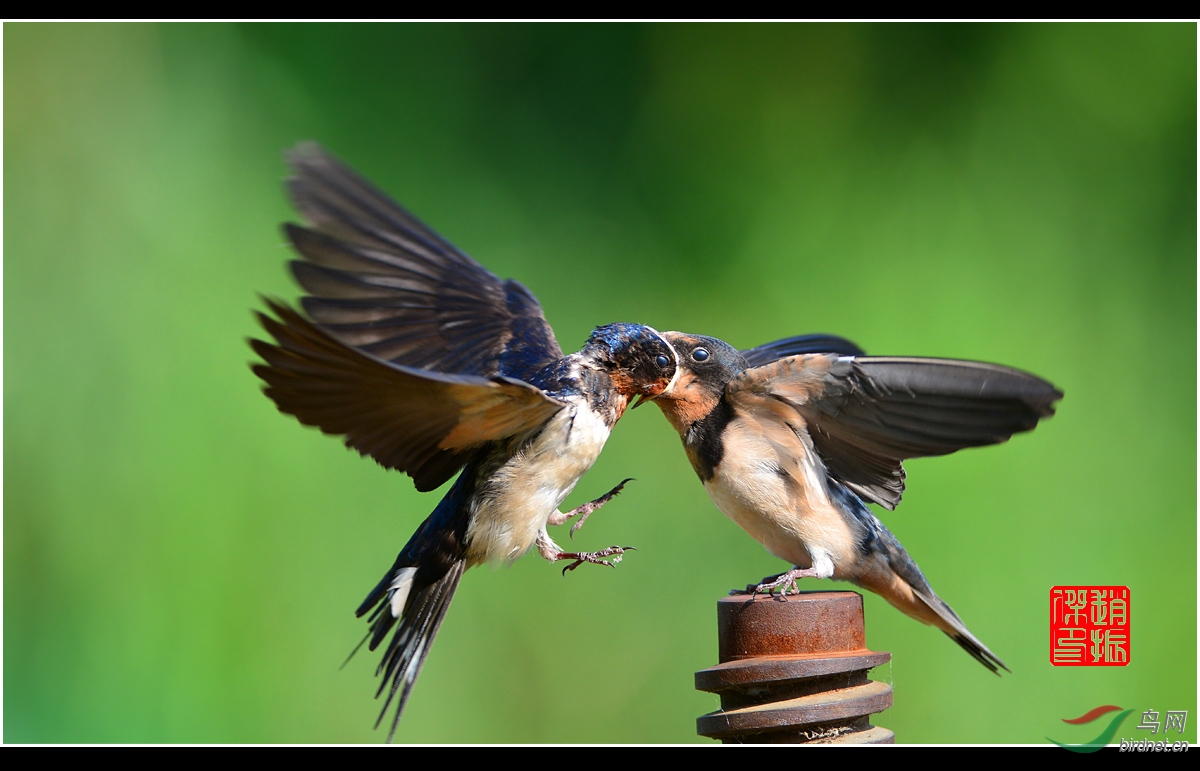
[695,590,894,744]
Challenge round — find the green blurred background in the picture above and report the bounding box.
[5,23,1195,744]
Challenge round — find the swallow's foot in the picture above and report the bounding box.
[547,478,634,540]
[558,545,637,575]
[730,567,821,598]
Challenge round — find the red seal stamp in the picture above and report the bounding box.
[1051,586,1130,666]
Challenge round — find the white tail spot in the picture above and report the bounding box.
[388,567,418,618]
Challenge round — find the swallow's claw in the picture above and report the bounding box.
[557,545,634,575]
[729,567,818,598]
[563,479,634,540]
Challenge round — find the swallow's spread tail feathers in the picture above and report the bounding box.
[352,473,475,741]
[360,559,466,741]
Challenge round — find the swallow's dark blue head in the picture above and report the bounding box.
[584,323,678,402]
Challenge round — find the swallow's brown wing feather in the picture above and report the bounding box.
[728,355,1062,510]
[283,143,563,383]
[251,300,566,492]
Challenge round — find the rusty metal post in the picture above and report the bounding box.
[695,591,894,744]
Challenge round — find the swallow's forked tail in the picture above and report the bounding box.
[355,556,467,742]
[920,592,1010,675]
[861,507,1009,675]
[870,569,1010,675]
[884,562,1009,674]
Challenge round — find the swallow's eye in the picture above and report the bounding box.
[692,348,710,362]
[655,354,670,369]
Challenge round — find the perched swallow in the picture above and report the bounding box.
[647,332,1062,672]
[249,144,678,738]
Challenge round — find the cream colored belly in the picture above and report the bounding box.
[702,443,859,576]
[465,403,610,565]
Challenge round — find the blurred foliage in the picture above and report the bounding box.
[4,23,1195,743]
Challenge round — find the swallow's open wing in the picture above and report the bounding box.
[740,334,866,367]
[727,355,1062,510]
[251,300,566,492]
[283,143,563,384]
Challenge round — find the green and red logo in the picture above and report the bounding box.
[1050,706,1189,752]
[1049,705,1134,752]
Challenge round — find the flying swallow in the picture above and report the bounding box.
[646,331,1062,672]
[249,144,678,739]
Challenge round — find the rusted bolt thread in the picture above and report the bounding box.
[695,591,894,744]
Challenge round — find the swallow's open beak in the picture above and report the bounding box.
[632,374,674,408]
